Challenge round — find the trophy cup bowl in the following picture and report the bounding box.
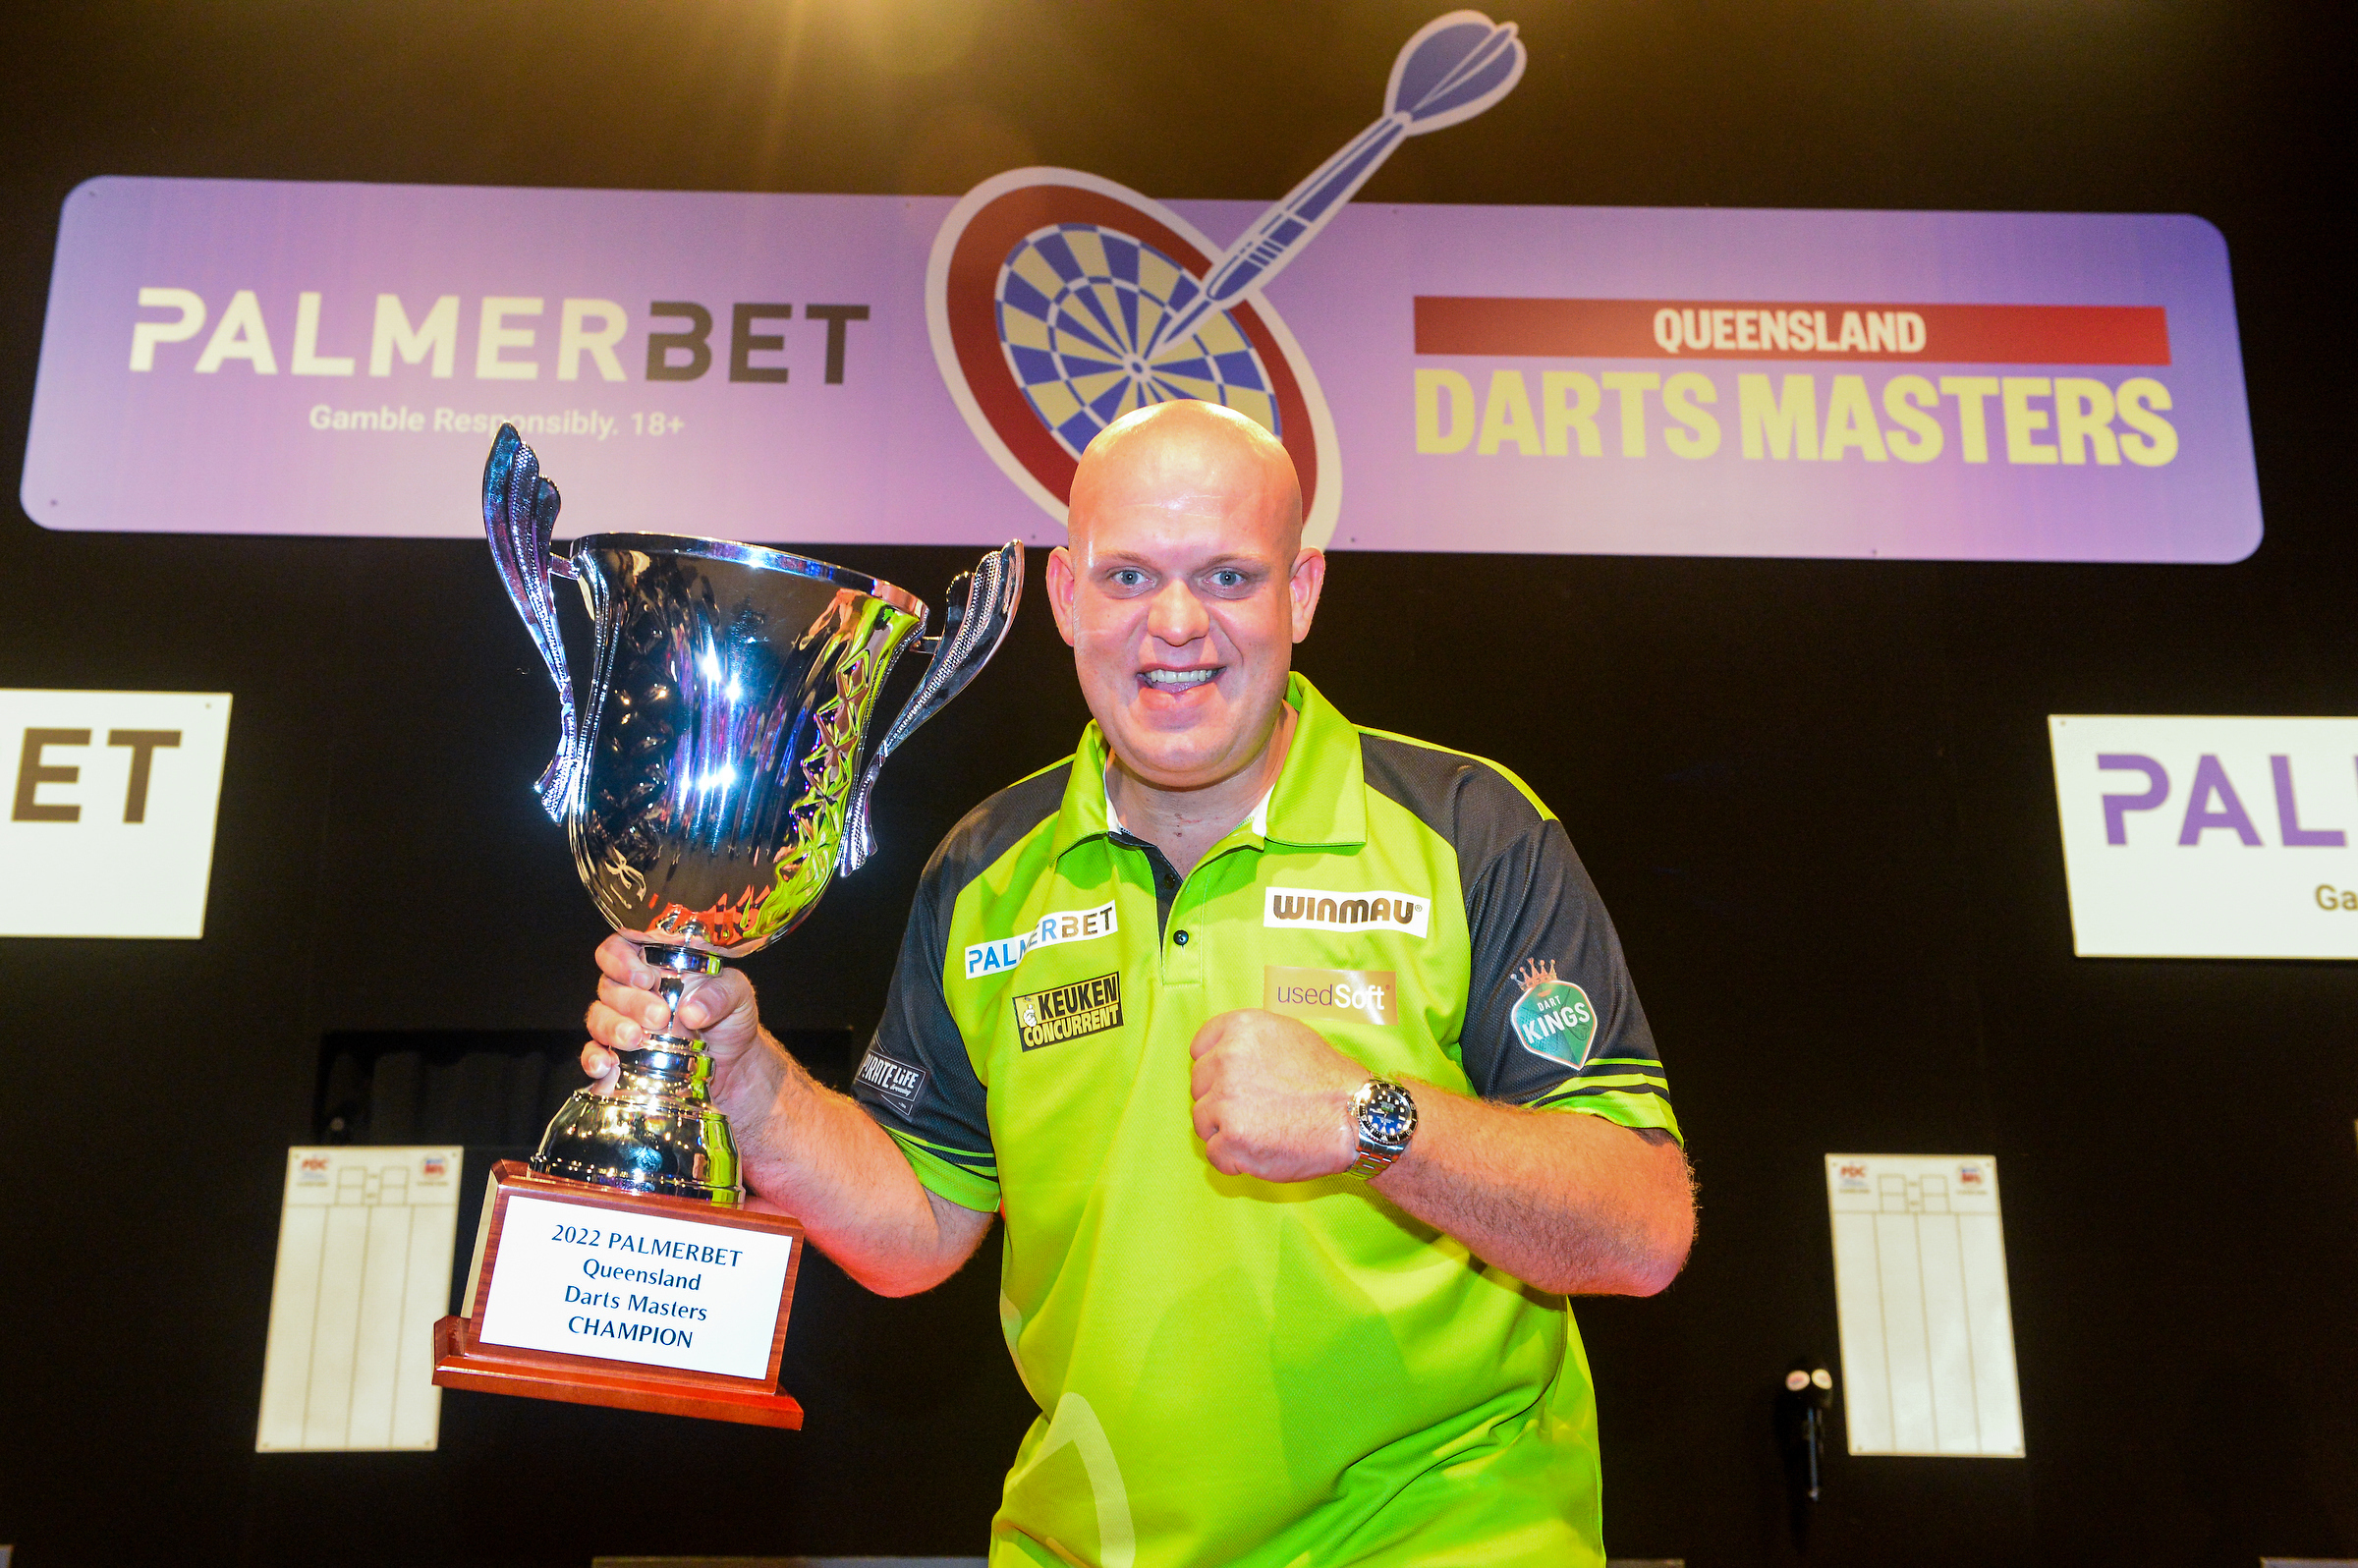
[483,423,1023,1206]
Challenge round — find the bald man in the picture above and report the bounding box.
[583,400,1694,1568]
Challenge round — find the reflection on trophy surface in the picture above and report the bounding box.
[483,422,1022,1205]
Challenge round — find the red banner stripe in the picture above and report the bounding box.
[1413,299,2170,365]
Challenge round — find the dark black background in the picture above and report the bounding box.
[1,3,2351,1564]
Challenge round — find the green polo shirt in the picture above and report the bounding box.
[852,673,1675,1568]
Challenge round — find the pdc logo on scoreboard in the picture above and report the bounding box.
[925,10,1529,552]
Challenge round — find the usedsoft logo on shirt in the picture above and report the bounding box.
[1509,958,1597,1067]
[965,899,1119,979]
[1263,966,1399,1026]
[1263,887,1431,938]
[1012,972,1124,1050]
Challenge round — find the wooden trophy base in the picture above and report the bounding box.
[431,1315,805,1428]
[432,1161,806,1428]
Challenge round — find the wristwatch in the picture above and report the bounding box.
[1348,1078,1419,1178]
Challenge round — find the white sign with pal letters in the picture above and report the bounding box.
[477,1195,794,1380]
[2049,715,2358,959]
[1,689,231,938]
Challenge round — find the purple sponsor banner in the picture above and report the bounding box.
[23,175,2258,560]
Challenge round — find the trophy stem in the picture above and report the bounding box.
[528,940,744,1204]
[634,941,725,1074]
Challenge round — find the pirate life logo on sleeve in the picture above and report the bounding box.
[965,900,1119,979]
[1263,966,1399,1026]
[855,1049,929,1119]
[1263,887,1431,938]
[1509,959,1597,1067]
[1012,973,1124,1051]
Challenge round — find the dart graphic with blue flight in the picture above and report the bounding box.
[926,10,1527,548]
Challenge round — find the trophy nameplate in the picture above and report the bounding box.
[433,1162,807,1428]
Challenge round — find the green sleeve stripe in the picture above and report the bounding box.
[1354,725,1556,821]
[890,1128,998,1173]
[1531,1078,1671,1107]
[1558,1070,1669,1091]
[887,1130,1002,1212]
[1535,1091,1684,1145]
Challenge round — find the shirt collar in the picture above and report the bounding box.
[1103,768,1271,840]
[1051,672,1366,862]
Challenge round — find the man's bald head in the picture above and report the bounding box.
[1044,396,1325,799]
[1067,400,1303,550]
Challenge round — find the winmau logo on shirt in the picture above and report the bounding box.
[1263,887,1430,938]
[965,900,1119,979]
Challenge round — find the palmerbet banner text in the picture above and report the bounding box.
[25,177,2257,561]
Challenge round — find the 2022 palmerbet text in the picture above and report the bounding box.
[546,1220,744,1350]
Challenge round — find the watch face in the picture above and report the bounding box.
[1360,1083,1415,1147]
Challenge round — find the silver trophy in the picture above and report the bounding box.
[483,423,1021,1205]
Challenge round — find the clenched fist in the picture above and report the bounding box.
[1187,1009,1369,1182]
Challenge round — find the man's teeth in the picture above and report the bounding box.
[1144,668,1218,688]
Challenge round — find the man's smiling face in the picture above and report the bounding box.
[1047,402,1324,794]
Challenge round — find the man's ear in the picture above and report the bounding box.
[1045,545,1080,647]
[1288,547,1326,644]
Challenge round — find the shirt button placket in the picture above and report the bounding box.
[1165,884,1205,985]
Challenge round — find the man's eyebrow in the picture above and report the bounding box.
[1093,550,1269,571]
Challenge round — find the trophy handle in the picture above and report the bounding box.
[838,539,1025,874]
[481,423,581,822]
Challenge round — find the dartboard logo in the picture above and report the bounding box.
[927,168,1340,546]
[926,11,1528,552]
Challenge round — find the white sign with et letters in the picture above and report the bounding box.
[477,1195,794,1380]
[1,689,231,938]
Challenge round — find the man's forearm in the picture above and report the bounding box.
[716,1033,988,1297]
[1369,1083,1694,1297]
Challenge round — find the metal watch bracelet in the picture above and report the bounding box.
[1348,1078,1419,1178]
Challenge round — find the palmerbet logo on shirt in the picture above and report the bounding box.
[1509,958,1596,1066]
[965,900,1119,979]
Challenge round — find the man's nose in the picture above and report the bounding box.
[1147,580,1210,646]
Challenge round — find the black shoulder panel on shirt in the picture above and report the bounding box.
[922,760,1074,900]
[1359,731,1546,873]
[852,761,1071,1166]
[1359,732,1662,1107]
